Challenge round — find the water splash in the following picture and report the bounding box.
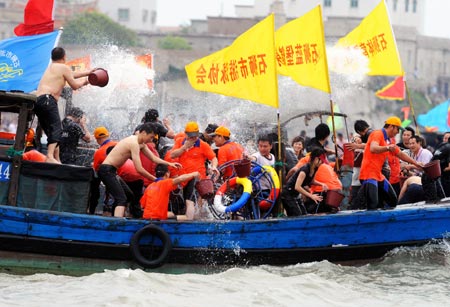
[71,45,155,139]
[67,44,375,144]
[327,46,369,82]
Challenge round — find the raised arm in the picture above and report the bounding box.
[73,68,94,79]
[142,145,181,169]
[63,65,89,90]
[162,118,176,139]
[79,115,92,142]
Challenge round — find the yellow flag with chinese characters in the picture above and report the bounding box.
[276,5,331,93]
[185,14,278,108]
[335,0,403,76]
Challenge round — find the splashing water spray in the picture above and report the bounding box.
[68,44,370,149]
[70,45,155,140]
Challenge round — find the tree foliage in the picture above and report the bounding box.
[61,12,139,47]
[158,36,191,50]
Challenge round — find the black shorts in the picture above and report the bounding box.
[183,178,196,202]
[98,164,128,206]
[34,94,62,144]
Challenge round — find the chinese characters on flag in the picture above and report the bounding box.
[335,0,403,76]
[185,15,278,108]
[275,5,331,93]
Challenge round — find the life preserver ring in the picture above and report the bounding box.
[257,165,281,210]
[130,225,172,269]
[213,177,252,213]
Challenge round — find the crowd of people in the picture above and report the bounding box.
[17,47,450,221]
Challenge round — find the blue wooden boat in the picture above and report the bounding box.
[1,202,450,270]
[0,91,449,272]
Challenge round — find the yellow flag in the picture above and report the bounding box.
[185,15,279,108]
[276,5,331,93]
[336,0,403,76]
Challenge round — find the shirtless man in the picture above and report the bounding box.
[35,47,93,163]
[98,123,181,217]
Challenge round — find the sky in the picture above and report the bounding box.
[156,0,450,39]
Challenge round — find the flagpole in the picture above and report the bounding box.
[404,79,420,136]
[329,95,339,171]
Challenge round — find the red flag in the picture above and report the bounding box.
[375,76,405,100]
[135,54,154,89]
[66,56,92,72]
[14,0,54,36]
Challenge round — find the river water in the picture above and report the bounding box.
[0,243,448,307]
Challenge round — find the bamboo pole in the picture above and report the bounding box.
[329,97,339,171]
[404,80,420,136]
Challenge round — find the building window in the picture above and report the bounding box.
[412,0,417,13]
[393,0,398,11]
[142,9,148,23]
[324,0,332,7]
[405,0,409,12]
[118,8,130,22]
[350,0,358,8]
[151,10,157,24]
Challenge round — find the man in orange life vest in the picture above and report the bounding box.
[210,126,244,178]
[170,121,218,220]
[141,164,200,220]
[358,116,422,210]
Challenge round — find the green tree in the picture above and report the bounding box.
[61,12,139,47]
[158,35,191,50]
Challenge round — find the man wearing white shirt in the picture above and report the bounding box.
[402,135,432,176]
[250,135,275,190]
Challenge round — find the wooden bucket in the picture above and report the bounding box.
[423,160,441,179]
[195,178,215,199]
[88,68,109,87]
[326,190,344,208]
[234,159,251,178]
[342,143,354,167]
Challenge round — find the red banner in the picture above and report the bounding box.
[14,0,55,36]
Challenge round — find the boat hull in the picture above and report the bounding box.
[0,203,449,270]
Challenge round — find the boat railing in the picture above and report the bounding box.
[0,91,94,213]
[0,91,35,206]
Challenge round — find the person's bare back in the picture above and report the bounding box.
[102,135,141,169]
[36,63,68,100]
[36,62,89,100]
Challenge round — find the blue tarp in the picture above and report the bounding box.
[0,31,60,93]
[417,100,450,132]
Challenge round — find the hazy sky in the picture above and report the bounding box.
[156,0,450,39]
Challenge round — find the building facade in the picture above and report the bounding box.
[182,0,449,100]
[235,0,426,35]
[0,0,157,35]
[97,0,157,32]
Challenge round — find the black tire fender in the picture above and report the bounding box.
[130,225,172,269]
